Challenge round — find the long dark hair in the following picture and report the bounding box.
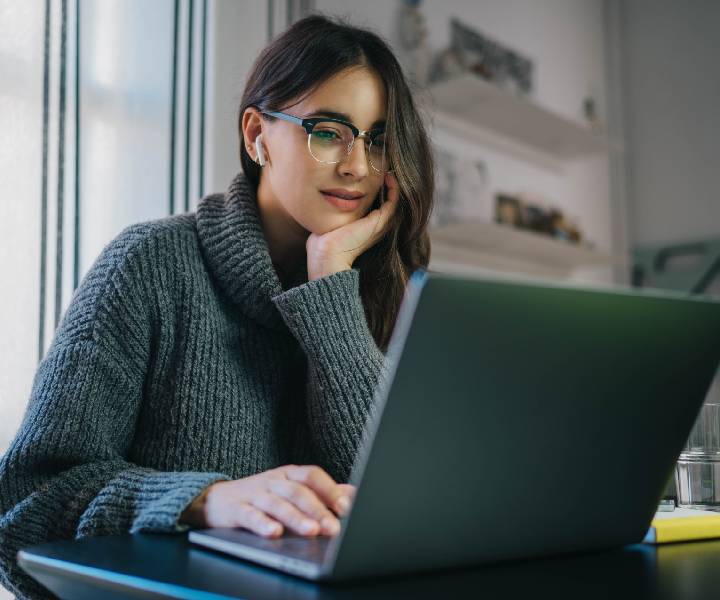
[238,14,434,353]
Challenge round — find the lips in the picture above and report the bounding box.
[320,188,365,200]
[321,190,364,212]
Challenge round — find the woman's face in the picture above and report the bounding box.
[254,67,388,236]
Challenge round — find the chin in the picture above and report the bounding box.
[300,210,358,233]
[314,217,356,235]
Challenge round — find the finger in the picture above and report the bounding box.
[368,197,397,244]
[336,484,356,516]
[384,171,399,200]
[266,479,341,536]
[251,492,322,537]
[383,173,399,213]
[337,483,357,498]
[378,174,399,221]
[283,465,350,518]
[233,502,284,538]
[359,189,397,248]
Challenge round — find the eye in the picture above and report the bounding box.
[371,131,386,148]
[311,122,350,143]
[312,128,340,140]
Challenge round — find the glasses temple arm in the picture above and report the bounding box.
[261,110,303,126]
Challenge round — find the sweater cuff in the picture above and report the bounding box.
[133,471,231,533]
[80,470,232,536]
[271,268,377,357]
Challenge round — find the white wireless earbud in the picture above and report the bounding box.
[255,134,266,166]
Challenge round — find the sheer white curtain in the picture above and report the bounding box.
[0,0,177,469]
[0,1,45,470]
[77,0,174,281]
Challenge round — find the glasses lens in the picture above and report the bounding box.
[309,121,354,163]
[308,122,390,173]
[369,131,389,173]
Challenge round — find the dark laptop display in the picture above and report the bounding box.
[190,270,720,581]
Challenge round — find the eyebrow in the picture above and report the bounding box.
[303,108,386,129]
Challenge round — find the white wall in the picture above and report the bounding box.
[313,0,616,283]
[618,0,720,247]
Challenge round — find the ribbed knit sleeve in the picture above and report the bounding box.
[271,268,389,483]
[0,225,230,600]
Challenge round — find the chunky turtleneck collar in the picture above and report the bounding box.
[196,171,308,331]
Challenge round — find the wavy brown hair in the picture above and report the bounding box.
[238,14,434,353]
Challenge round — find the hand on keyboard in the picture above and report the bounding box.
[179,465,356,538]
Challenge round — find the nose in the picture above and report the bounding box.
[338,136,370,179]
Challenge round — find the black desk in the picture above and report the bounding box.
[17,533,720,599]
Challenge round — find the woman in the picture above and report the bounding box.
[0,13,434,599]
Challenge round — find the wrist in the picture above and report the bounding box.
[179,485,212,528]
[307,260,351,281]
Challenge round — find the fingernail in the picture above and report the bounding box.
[265,522,280,535]
[321,516,340,535]
[300,519,318,534]
[336,496,350,514]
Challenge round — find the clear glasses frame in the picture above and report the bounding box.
[260,109,391,174]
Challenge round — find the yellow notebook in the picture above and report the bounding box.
[643,507,720,544]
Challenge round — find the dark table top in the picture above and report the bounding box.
[17,532,720,600]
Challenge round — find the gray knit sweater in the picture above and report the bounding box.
[0,172,388,599]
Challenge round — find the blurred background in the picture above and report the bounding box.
[1,0,719,506]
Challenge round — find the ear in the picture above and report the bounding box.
[241,107,268,165]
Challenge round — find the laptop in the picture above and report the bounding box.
[189,269,720,582]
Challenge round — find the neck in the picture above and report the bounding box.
[256,174,309,284]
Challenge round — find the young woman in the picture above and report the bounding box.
[0,14,434,599]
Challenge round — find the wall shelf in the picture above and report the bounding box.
[419,74,621,161]
[429,220,626,279]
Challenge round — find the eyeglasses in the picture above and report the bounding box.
[260,110,391,174]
